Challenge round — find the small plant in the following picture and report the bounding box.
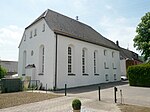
[72,99,81,110]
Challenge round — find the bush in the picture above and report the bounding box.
[0,66,7,79]
[72,99,81,110]
[1,78,23,93]
[127,63,150,87]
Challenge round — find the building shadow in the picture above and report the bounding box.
[54,81,128,94]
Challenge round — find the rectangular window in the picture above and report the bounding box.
[104,50,107,56]
[24,35,26,41]
[114,74,117,80]
[105,74,109,81]
[112,52,114,57]
[104,62,109,69]
[34,29,37,36]
[42,24,45,32]
[112,63,117,69]
[30,31,32,38]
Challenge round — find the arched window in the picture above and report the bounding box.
[82,48,87,75]
[22,50,27,76]
[112,51,115,57]
[104,49,107,56]
[94,51,98,75]
[68,46,72,73]
[39,45,44,74]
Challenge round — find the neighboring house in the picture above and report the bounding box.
[0,60,18,77]
[116,41,142,76]
[18,9,121,90]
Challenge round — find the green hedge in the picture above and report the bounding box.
[127,63,150,87]
[1,78,23,93]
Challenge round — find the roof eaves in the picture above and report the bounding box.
[54,30,119,51]
[25,9,48,30]
[18,30,25,48]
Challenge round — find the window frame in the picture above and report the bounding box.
[34,29,37,36]
[104,50,107,56]
[114,74,117,80]
[104,62,109,69]
[94,51,99,75]
[68,47,72,74]
[112,51,114,58]
[38,45,44,75]
[82,48,89,76]
[30,31,32,38]
[105,74,109,81]
[24,34,26,41]
[42,24,45,32]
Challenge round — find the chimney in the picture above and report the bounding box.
[116,40,119,46]
[76,16,79,21]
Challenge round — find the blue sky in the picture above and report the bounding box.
[0,0,150,61]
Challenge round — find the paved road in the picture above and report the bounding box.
[0,81,150,112]
[0,96,120,112]
[66,82,150,107]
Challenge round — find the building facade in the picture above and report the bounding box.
[0,60,18,76]
[117,41,142,76]
[18,9,121,90]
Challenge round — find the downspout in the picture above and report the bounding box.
[54,33,58,90]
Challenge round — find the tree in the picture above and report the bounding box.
[133,12,150,61]
[0,65,7,79]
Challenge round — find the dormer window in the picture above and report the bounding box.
[42,24,45,32]
[34,29,37,36]
[30,31,32,38]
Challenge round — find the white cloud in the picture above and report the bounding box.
[0,25,23,61]
[98,16,140,54]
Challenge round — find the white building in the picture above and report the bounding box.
[0,60,18,76]
[18,9,121,90]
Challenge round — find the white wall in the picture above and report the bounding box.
[18,18,121,90]
[18,19,56,89]
[57,35,121,89]
[120,59,126,76]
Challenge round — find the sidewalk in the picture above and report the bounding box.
[0,96,121,112]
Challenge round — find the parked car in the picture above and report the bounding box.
[121,75,128,81]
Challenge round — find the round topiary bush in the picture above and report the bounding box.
[72,99,81,110]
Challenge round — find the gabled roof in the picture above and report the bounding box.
[26,9,119,50]
[119,46,140,61]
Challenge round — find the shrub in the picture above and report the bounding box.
[127,63,150,87]
[0,66,7,79]
[72,99,81,110]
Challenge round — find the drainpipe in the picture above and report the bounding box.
[54,33,58,90]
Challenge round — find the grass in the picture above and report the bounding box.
[0,92,62,109]
[118,104,150,112]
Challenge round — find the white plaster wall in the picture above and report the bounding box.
[18,19,56,89]
[57,35,121,89]
[120,59,126,76]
